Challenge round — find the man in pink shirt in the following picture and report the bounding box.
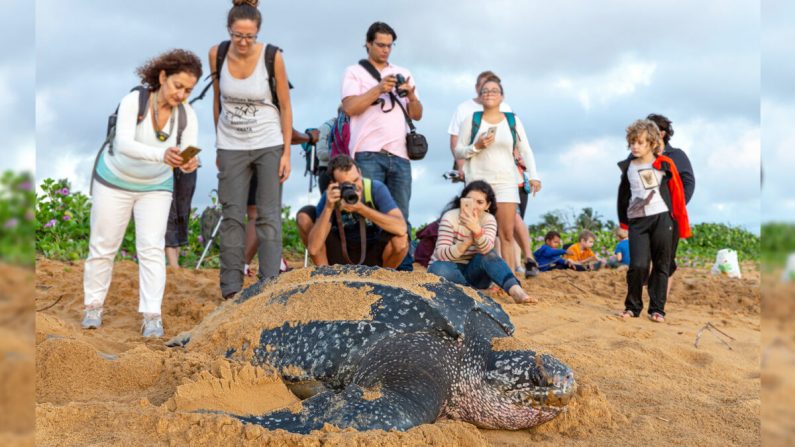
[341,21,423,271]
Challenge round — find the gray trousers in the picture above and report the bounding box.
[217,146,283,296]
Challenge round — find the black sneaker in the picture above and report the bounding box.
[525,259,540,278]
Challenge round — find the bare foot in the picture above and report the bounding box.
[509,285,538,304]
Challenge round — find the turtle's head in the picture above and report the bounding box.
[481,349,575,428]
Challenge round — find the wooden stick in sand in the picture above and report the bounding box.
[694,322,734,350]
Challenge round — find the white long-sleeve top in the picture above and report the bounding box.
[97,90,198,192]
[454,113,539,187]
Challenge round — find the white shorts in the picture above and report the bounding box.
[490,182,520,204]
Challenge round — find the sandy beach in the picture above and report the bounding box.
[32,258,762,446]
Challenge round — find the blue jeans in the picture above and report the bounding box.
[428,251,520,293]
[355,151,414,270]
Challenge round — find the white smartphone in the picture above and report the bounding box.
[460,197,475,216]
[486,126,498,139]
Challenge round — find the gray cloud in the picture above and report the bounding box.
[0,1,34,172]
[33,0,761,233]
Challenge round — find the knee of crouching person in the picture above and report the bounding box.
[392,234,409,255]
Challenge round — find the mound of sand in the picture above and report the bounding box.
[34,258,761,446]
[1,264,35,447]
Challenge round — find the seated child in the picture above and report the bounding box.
[564,230,603,271]
[533,231,575,272]
[607,227,630,268]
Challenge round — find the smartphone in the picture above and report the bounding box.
[180,146,201,164]
[460,197,475,215]
[486,126,498,139]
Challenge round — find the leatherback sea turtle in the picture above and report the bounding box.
[169,265,575,433]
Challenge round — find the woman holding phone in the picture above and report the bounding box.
[211,0,294,299]
[83,49,202,337]
[428,181,535,304]
[455,76,541,273]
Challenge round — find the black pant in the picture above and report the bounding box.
[625,213,674,317]
[165,169,197,247]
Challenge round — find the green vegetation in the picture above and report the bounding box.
[761,222,795,267]
[35,177,303,268]
[34,179,761,269]
[523,208,759,268]
[0,171,35,266]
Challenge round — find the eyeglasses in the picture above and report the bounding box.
[372,42,394,49]
[229,31,257,41]
[480,89,502,96]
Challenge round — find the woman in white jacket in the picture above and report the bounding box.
[83,49,202,337]
[455,76,541,272]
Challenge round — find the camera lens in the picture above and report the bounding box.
[340,182,358,204]
[394,73,408,98]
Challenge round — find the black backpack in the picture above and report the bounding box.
[91,86,187,193]
[191,41,293,109]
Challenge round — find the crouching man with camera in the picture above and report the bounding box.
[297,154,408,268]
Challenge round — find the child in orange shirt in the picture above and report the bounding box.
[564,230,603,271]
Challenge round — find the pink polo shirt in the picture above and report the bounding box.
[341,62,419,159]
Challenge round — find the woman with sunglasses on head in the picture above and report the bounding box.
[210,0,296,299]
[454,76,541,273]
[82,49,202,337]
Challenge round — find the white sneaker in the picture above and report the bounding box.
[141,316,164,338]
[81,307,103,329]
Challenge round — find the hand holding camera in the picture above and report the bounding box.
[443,170,464,183]
[329,181,362,212]
[379,75,398,94]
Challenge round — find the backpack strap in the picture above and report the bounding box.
[265,44,294,112]
[362,178,374,209]
[469,111,483,145]
[504,112,518,148]
[265,44,280,110]
[134,86,149,124]
[176,103,187,147]
[468,111,518,148]
[92,86,150,194]
[189,41,230,105]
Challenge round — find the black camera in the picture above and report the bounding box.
[443,170,463,183]
[394,73,408,98]
[339,182,359,204]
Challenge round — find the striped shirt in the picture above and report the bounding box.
[430,208,497,264]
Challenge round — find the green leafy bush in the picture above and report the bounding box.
[523,222,758,268]
[35,177,305,268]
[761,222,795,266]
[0,171,35,266]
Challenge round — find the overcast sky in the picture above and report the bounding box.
[3,1,773,232]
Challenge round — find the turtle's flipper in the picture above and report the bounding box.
[236,385,435,433]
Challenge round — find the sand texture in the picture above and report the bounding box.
[34,258,761,446]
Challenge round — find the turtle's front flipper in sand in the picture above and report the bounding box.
[236,385,433,433]
[239,331,458,433]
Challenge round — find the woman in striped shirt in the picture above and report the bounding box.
[428,180,535,304]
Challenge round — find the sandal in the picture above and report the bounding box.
[648,312,665,323]
[617,310,635,319]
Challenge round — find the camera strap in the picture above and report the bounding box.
[335,209,367,265]
[358,59,396,112]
